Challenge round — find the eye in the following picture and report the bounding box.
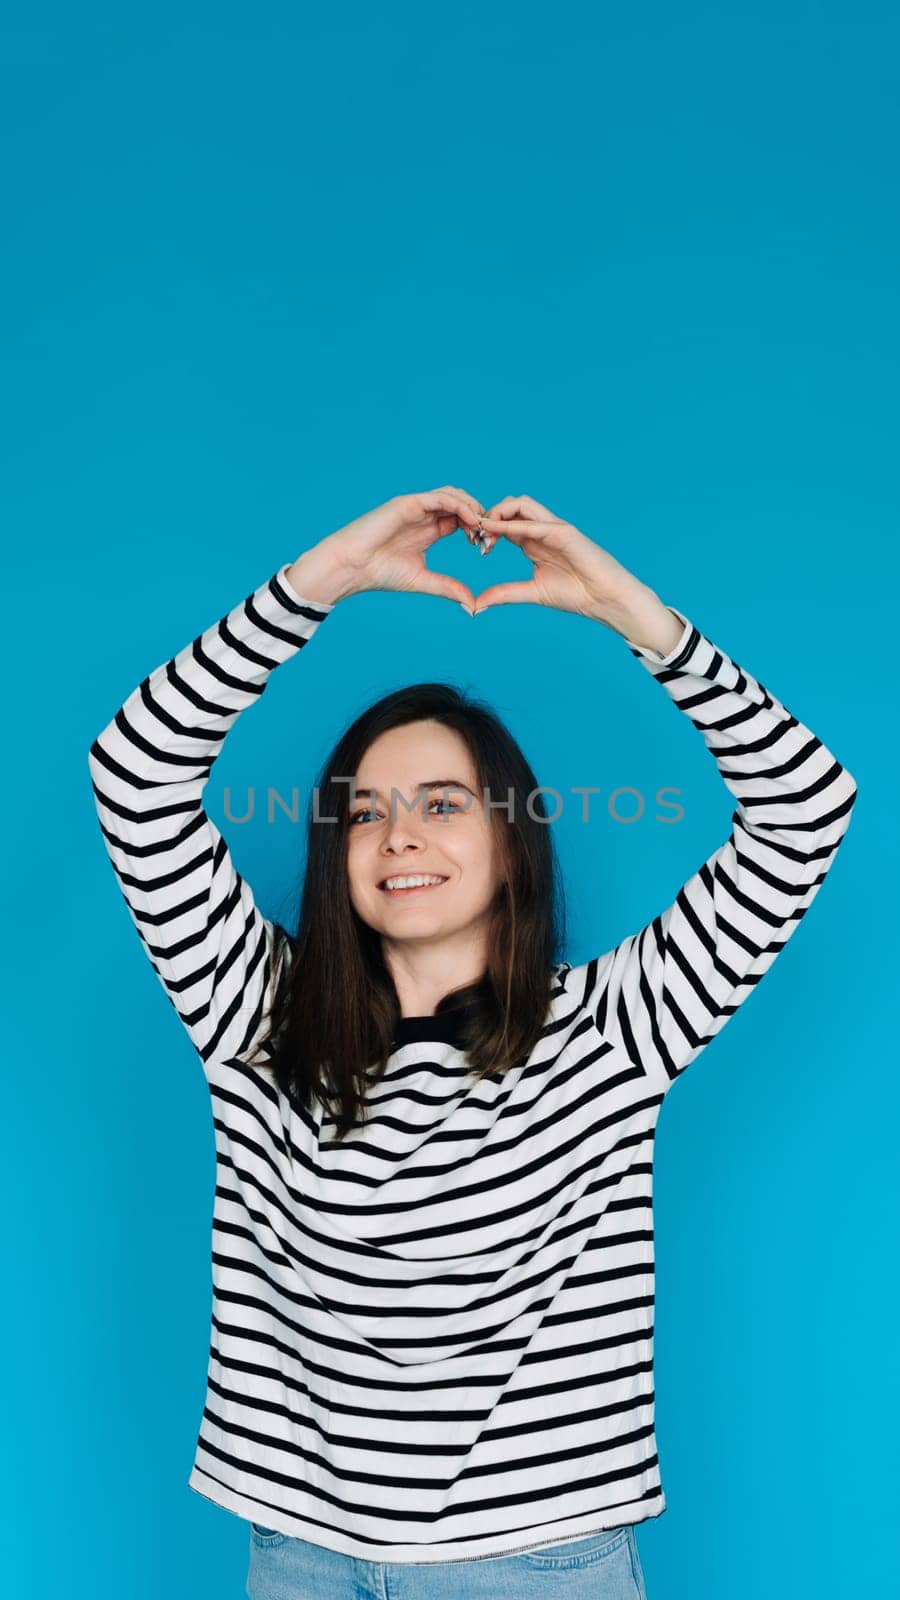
[348,797,464,825]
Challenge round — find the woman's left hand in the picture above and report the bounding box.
[473,495,677,648]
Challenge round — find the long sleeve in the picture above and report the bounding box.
[580,607,858,1096]
[87,564,335,1076]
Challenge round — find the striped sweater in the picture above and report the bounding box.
[87,562,857,1563]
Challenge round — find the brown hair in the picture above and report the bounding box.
[249,680,568,1141]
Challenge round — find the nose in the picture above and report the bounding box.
[383,828,426,854]
[381,806,430,857]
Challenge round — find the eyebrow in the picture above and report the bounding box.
[350,779,478,801]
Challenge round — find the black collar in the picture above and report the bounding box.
[387,969,568,1057]
[391,987,487,1052]
[392,1012,470,1049]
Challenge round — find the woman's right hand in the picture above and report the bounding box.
[285,487,487,611]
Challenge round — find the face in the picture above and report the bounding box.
[345,720,503,950]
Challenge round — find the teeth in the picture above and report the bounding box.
[381,875,447,890]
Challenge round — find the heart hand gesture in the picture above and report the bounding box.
[471,496,657,634]
[286,487,486,610]
[285,487,680,653]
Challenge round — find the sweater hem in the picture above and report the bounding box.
[188,1463,666,1564]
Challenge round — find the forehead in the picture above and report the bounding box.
[356,720,476,780]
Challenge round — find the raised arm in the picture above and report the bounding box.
[86,488,487,1077]
[578,609,857,1095]
[87,567,336,1076]
[474,494,858,1097]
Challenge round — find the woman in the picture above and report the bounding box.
[87,487,856,1598]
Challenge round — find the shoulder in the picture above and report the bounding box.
[552,956,615,1016]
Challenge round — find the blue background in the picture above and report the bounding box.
[3,2,895,1594]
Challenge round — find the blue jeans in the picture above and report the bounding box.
[246,1522,649,1597]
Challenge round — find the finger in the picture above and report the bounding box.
[419,489,480,519]
[473,580,540,613]
[444,484,487,516]
[457,516,492,551]
[484,495,562,522]
[431,515,463,540]
[478,516,558,541]
[515,494,563,521]
[419,491,482,528]
[425,486,486,521]
[415,569,477,611]
[458,517,491,550]
[483,496,522,520]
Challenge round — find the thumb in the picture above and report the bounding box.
[473,580,536,615]
[415,571,477,612]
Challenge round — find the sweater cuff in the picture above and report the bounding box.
[274,562,337,614]
[627,606,699,671]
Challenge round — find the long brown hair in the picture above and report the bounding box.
[248,680,568,1141]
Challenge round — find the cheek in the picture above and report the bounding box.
[459,830,499,881]
[344,838,371,890]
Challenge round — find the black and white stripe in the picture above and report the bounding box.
[584,612,857,1096]
[87,566,856,1563]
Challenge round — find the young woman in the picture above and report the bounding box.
[88,487,856,1599]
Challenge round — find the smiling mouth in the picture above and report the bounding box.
[378,876,449,896]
